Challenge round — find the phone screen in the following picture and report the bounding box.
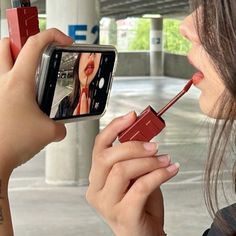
[40,48,116,121]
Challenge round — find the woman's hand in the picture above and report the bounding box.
[86,112,180,236]
[0,28,73,172]
[73,91,91,115]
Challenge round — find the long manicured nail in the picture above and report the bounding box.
[158,154,170,162]
[143,142,158,151]
[167,163,180,172]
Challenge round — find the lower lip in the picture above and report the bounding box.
[192,71,204,85]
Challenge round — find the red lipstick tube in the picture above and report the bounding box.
[6,0,39,61]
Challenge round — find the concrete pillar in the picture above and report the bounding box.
[109,18,117,45]
[0,0,11,38]
[150,17,164,76]
[46,0,100,186]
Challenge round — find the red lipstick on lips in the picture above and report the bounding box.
[192,71,204,85]
[85,61,95,76]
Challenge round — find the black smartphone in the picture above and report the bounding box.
[37,44,117,122]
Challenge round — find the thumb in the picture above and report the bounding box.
[93,111,137,153]
[49,121,67,142]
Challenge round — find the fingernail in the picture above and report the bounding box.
[143,142,158,151]
[158,154,170,162]
[122,111,134,119]
[166,162,180,172]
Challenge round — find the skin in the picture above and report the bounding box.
[86,112,179,236]
[0,28,73,236]
[79,53,101,87]
[73,53,101,115]
[179,11,226,117]
[86,10,228,236]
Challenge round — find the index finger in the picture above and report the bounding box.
[12,28,73,85]
[93,111,137,154]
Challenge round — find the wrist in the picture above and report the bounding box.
[0,149,16,176]
[0,161,12,195]
[0,161,13,236]
[158,229,166,236]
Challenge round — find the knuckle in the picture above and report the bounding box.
[49,27,59,33]
[125,141,141,154]
[94,132,102,144]
[94,151,109,168]
[27,34,39,47]
[85,188,95,206]
[111,162,126,177]
[46,28,60,38]
[108,116,124,131]
[110,116,122,125]
[88,172,93,184]
[27,34,37,42]
[134,179,151,195]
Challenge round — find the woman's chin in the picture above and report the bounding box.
[199,95,223,119]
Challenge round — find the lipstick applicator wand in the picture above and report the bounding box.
[157,79,193,117]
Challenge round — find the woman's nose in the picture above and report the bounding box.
[89,53,95,60]
[179,13,200,43]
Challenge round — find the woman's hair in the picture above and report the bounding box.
[190,0,236,234]
[69,54,81,110]
[69,54,100,112]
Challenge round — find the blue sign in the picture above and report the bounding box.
[68,24,99,44]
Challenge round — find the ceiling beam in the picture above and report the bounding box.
[32,0,189,18]
[102,2,189,18]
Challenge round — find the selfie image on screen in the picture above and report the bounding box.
[50,52,113,119]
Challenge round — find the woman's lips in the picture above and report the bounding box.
[85,61,95,76]
[187,56,204,85]
[192,71,204,85]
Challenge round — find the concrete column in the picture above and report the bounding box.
[0,0,11,38]
[150,17,164,76]
[46,0,100,186]
[109,18,117,45]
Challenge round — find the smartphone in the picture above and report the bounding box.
[37,44,117,122]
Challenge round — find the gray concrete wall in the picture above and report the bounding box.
[116,51,196,79]
[116,51,150,76]
[164,53,196,79]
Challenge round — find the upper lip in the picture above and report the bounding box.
[187,55,202,72]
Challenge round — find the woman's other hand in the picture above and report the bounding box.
[86,112,180,236]
[0,28,73,172]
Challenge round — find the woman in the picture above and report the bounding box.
[55,52,101,118]
[86,1,236,235]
